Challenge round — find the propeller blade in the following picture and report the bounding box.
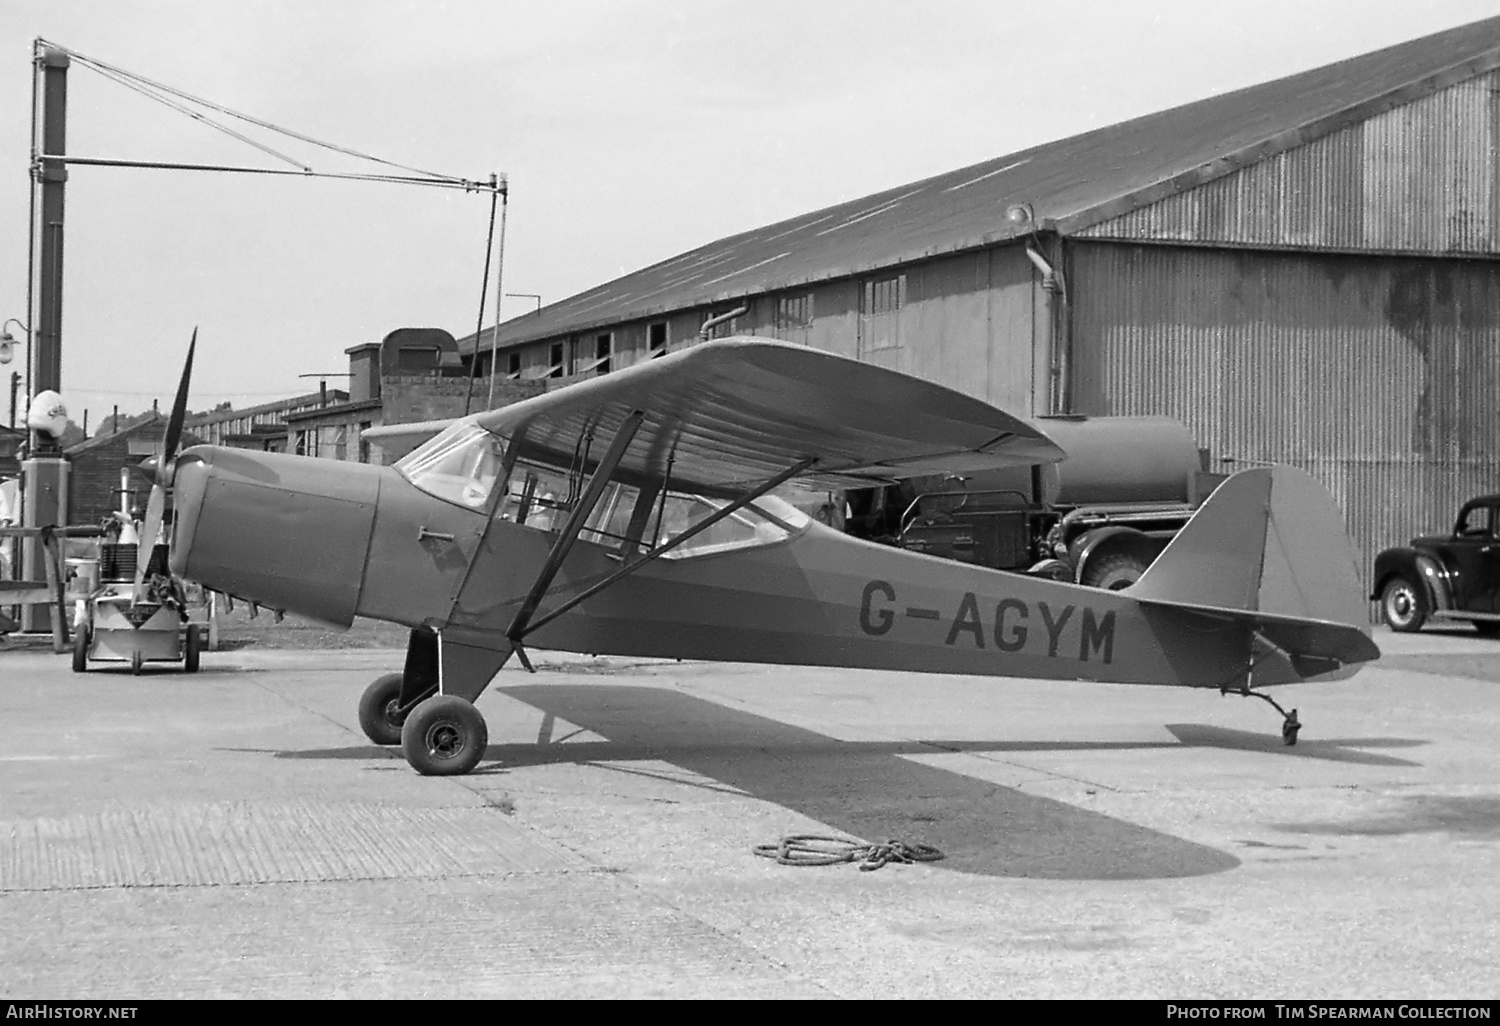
[133,481,165,605]
[133,331,195,605]
[161,328,197,472]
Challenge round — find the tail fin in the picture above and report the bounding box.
[1131,466,1379,681]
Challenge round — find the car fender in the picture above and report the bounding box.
[1371,546,1453,612]
[1070,525,1155,583]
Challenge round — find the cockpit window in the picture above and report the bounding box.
[397,423,811,555]
[649,492,808,558]
[395,423,504,509]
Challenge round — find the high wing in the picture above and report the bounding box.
[368,336,1064,492]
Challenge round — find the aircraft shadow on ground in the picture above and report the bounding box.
[1163,724,1424,767]
[484,683,1242,881]
[263,687,1426,879]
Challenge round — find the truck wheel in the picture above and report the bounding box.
[1380,576,1428,632]
[1081,551,1150,591]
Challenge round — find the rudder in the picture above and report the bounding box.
[1130,467,1379,679]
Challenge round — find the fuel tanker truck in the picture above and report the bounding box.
[842,416,1225,591]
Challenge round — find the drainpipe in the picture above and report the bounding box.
[698,304,749,341]
[1026,238,1070,414]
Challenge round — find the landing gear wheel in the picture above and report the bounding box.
[1241,687,1302,746]
[71,625,90,673]
[1380,576,1428,632]
[358,673,408,746]
[401,695,488,776]
[130,649,143,675]
[183,625,201,673]
[1281,709,1301,746]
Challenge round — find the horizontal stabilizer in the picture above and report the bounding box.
[1130,466,1379,682]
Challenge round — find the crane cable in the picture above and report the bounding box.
[40,38,484,188]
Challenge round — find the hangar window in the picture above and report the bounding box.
[648,321,668,358]
[859,273,906,353]
[507,351,522,378]
[592,333,613,375]
[776,293,814,342]
[548,342,565,378]
[863,274,905,316]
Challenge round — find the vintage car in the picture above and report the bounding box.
[1372,494,1500,634]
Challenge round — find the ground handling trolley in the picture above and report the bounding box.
[72,541,202,674]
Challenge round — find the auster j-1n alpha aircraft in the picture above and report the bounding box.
[146,336,1379,776]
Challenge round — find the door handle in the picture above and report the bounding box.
[418,527,456,543]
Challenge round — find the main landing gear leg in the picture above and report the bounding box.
[390,629,513,776]
[1237,687,1301,746]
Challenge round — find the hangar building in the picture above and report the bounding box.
[462,17,1500,588]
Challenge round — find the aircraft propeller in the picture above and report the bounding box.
[133,330,196,605]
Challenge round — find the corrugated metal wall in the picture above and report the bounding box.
[1080,69,1500,255]
[1070,241,1500,590]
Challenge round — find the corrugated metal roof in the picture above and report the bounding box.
[477,16,1500,350]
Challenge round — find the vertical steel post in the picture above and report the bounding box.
[21,45,69,633]
[33,45,67,409]
[486,176,508,410]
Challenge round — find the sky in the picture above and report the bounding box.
[2,0,1499,425]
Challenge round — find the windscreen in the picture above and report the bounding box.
[395,423,504,509]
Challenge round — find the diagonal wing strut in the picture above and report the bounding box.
[504,410,646,643]
[515,456,815,642]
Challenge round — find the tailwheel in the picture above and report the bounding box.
[357,672,408,746]
[401,695,488,776]
[1240,687,1300,746]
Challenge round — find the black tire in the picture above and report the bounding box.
[358,672,408,746]
[401,695,488,776]
[183,625,201,673]
[71,624,89,673]
[1080,550,1151,591]
[1472,621,1500,638]
[1380,575,1428,632]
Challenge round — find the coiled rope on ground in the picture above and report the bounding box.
[753,834,944,872]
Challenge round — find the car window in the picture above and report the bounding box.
[1458,504,1494,537]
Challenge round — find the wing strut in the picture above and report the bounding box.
[516,457,815,641]
[504,410,646,642]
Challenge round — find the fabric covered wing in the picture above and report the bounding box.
[361,416,461,461]
[464,336,1062,493]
